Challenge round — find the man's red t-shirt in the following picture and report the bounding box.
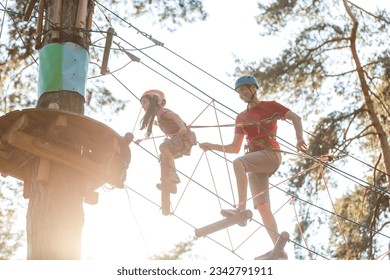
[235,101,290,149]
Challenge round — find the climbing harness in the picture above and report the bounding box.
[244,135,276,153]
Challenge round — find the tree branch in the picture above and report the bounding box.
[347,0,390,24]
[343,0,390,188]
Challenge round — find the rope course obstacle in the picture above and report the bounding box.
[0,1,389,260]
[88,1,390,260]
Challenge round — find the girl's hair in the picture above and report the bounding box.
[140,95,161,138]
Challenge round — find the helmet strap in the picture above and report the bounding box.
[245,87,257,110]
[245,86,257,103]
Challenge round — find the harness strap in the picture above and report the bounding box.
[245,135,276,153]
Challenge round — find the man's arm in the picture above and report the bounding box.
[285,110,307,152]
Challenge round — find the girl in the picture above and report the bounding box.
[140,90,196,194]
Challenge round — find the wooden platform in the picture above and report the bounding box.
[0,108,131,196]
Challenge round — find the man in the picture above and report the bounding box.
[200,75,307,260]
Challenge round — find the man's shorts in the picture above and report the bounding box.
[236,148,281,208]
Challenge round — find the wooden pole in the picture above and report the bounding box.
[35,0,44,49]
[100,27,115,75]
[75,0,88,41]
[27,160,84,259]
[23,0,38,21]
[51,0,62,40]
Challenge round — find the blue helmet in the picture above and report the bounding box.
[234,75,259,90]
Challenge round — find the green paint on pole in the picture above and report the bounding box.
[38,42,89,98]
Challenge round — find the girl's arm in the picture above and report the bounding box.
[199,133,245,154]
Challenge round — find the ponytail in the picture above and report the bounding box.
[140,95,160,138]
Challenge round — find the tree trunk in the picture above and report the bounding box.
[27,0,93,259]
[27,159,84,259]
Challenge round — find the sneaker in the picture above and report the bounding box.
[156,183,177,194]
[220,209,247,227]
[254,250,288,260]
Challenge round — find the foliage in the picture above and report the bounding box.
[149,237,197,260]
[0,0,207,115]
[235,0,390,259]
[131,0,207,31]
[0,181,25,260]
[329,182,389,260]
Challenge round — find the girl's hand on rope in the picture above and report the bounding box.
[199,142,213,151]
[296,139,308,152]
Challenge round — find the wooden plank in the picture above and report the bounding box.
[36,158,51,183]
[5,130,106,184]
[35,0,44,49]
[2,113,29,136]
[0,142,34,181]
[0,150,9,159]
[27,111,103,149]
[45,114,68,138]
[23,165,34,199]
[48,116,113,156]
[51,0,62,40]
[160,157,171,216]
[101,27,115,75]
[195,210,253,237]
[161,184,170,216]
[23,0,38,21]
[85,1,93,47]
[269,231,289,260]
[75,0,88,39]
[0,157,24,180]
[19,109,121,146]
[96,135,120,163]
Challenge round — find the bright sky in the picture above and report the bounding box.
[10,0,389,262]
